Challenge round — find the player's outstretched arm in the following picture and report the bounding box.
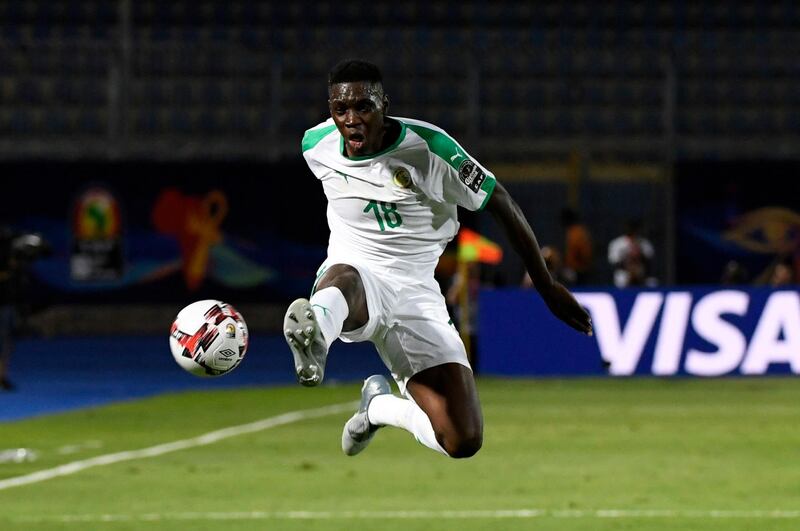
[484,182,593,335]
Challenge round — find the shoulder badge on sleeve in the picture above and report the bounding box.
[458,160,486,193]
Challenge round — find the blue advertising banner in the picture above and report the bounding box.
[478,287,800,377]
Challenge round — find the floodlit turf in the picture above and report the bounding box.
[2,378,800,531]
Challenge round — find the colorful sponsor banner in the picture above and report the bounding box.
[676,161,800,285]
[70,186,124,281]
[1,161,328,304]
[478,287,800,377]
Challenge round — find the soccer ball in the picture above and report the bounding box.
[169,300,249,377]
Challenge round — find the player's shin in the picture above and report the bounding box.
[368,394,448,456]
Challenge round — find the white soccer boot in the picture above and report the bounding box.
[284,298,328,387]
[342,375,392,456]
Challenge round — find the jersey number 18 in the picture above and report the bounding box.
[364,200,402,232]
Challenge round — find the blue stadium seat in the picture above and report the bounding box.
[10,109,32,134]
[0,109,12,134]
[135,108,159,133]
[173,81,192,105]
[639,109,662,134]
[168,109,192,133]
[583,109,603,135]
[78,108,103,135]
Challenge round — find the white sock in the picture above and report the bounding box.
[309,287,348,348]
[367,394,448,456]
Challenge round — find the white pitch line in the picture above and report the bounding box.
[13,509,800,524]
[0,401,356,492]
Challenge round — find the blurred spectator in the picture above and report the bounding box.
[770,258,795,287]
[445,261,481,365]
[0,226,51,391]
[446,262,479,322]
[720,260,750,285]
[561,208,593,285]
[521,245,569,288]
[0,227,16,390]
[608,218,656,288]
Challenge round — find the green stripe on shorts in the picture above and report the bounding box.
[310,265,328,296]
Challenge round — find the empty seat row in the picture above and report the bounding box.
[0,107,106,135]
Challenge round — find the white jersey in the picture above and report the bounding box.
[302,116,496,277]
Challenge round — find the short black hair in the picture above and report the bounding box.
[328,59,382,86]
[560,207,579,226]
[625,217,643,234]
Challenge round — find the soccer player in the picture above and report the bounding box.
[284,60,592,458]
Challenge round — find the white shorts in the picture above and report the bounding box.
[313,257,472,396]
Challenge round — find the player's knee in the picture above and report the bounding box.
[317,264,360,293]
[317,265,361,300]
[336,265,362,292]
[442,430,483,459]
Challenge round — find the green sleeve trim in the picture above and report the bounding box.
[302,125,337,152]
[405,123,465,171]
[478,176,497,211]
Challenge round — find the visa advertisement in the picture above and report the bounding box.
[478,287,800,377]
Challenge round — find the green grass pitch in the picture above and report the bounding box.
[1,378,799,531]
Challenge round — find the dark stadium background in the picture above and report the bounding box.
[1,1,799,406]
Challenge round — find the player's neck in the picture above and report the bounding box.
[379,118,401,151]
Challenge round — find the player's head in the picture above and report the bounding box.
[328,59,390,157]
[624,217,642,236]
[328,60,384,92]
[560,207,580,227]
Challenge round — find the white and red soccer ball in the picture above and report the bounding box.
[169,300,249,377]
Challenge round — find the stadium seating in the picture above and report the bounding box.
[0,0,798,160]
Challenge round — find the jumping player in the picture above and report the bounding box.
[284,60,592,458]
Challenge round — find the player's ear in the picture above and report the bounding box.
[382,94,390,114]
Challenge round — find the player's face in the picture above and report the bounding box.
[329,81,388,157]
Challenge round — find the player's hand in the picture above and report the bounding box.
[539,281,593,336]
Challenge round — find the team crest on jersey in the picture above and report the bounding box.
[458,160,486,193]
[392,167,412,188]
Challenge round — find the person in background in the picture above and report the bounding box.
[720,260,749,285]
[561,208,593,285]
[0,227,17,390]
[0,226,51,391]
[608,218,656,288]
[769,257,795,287]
